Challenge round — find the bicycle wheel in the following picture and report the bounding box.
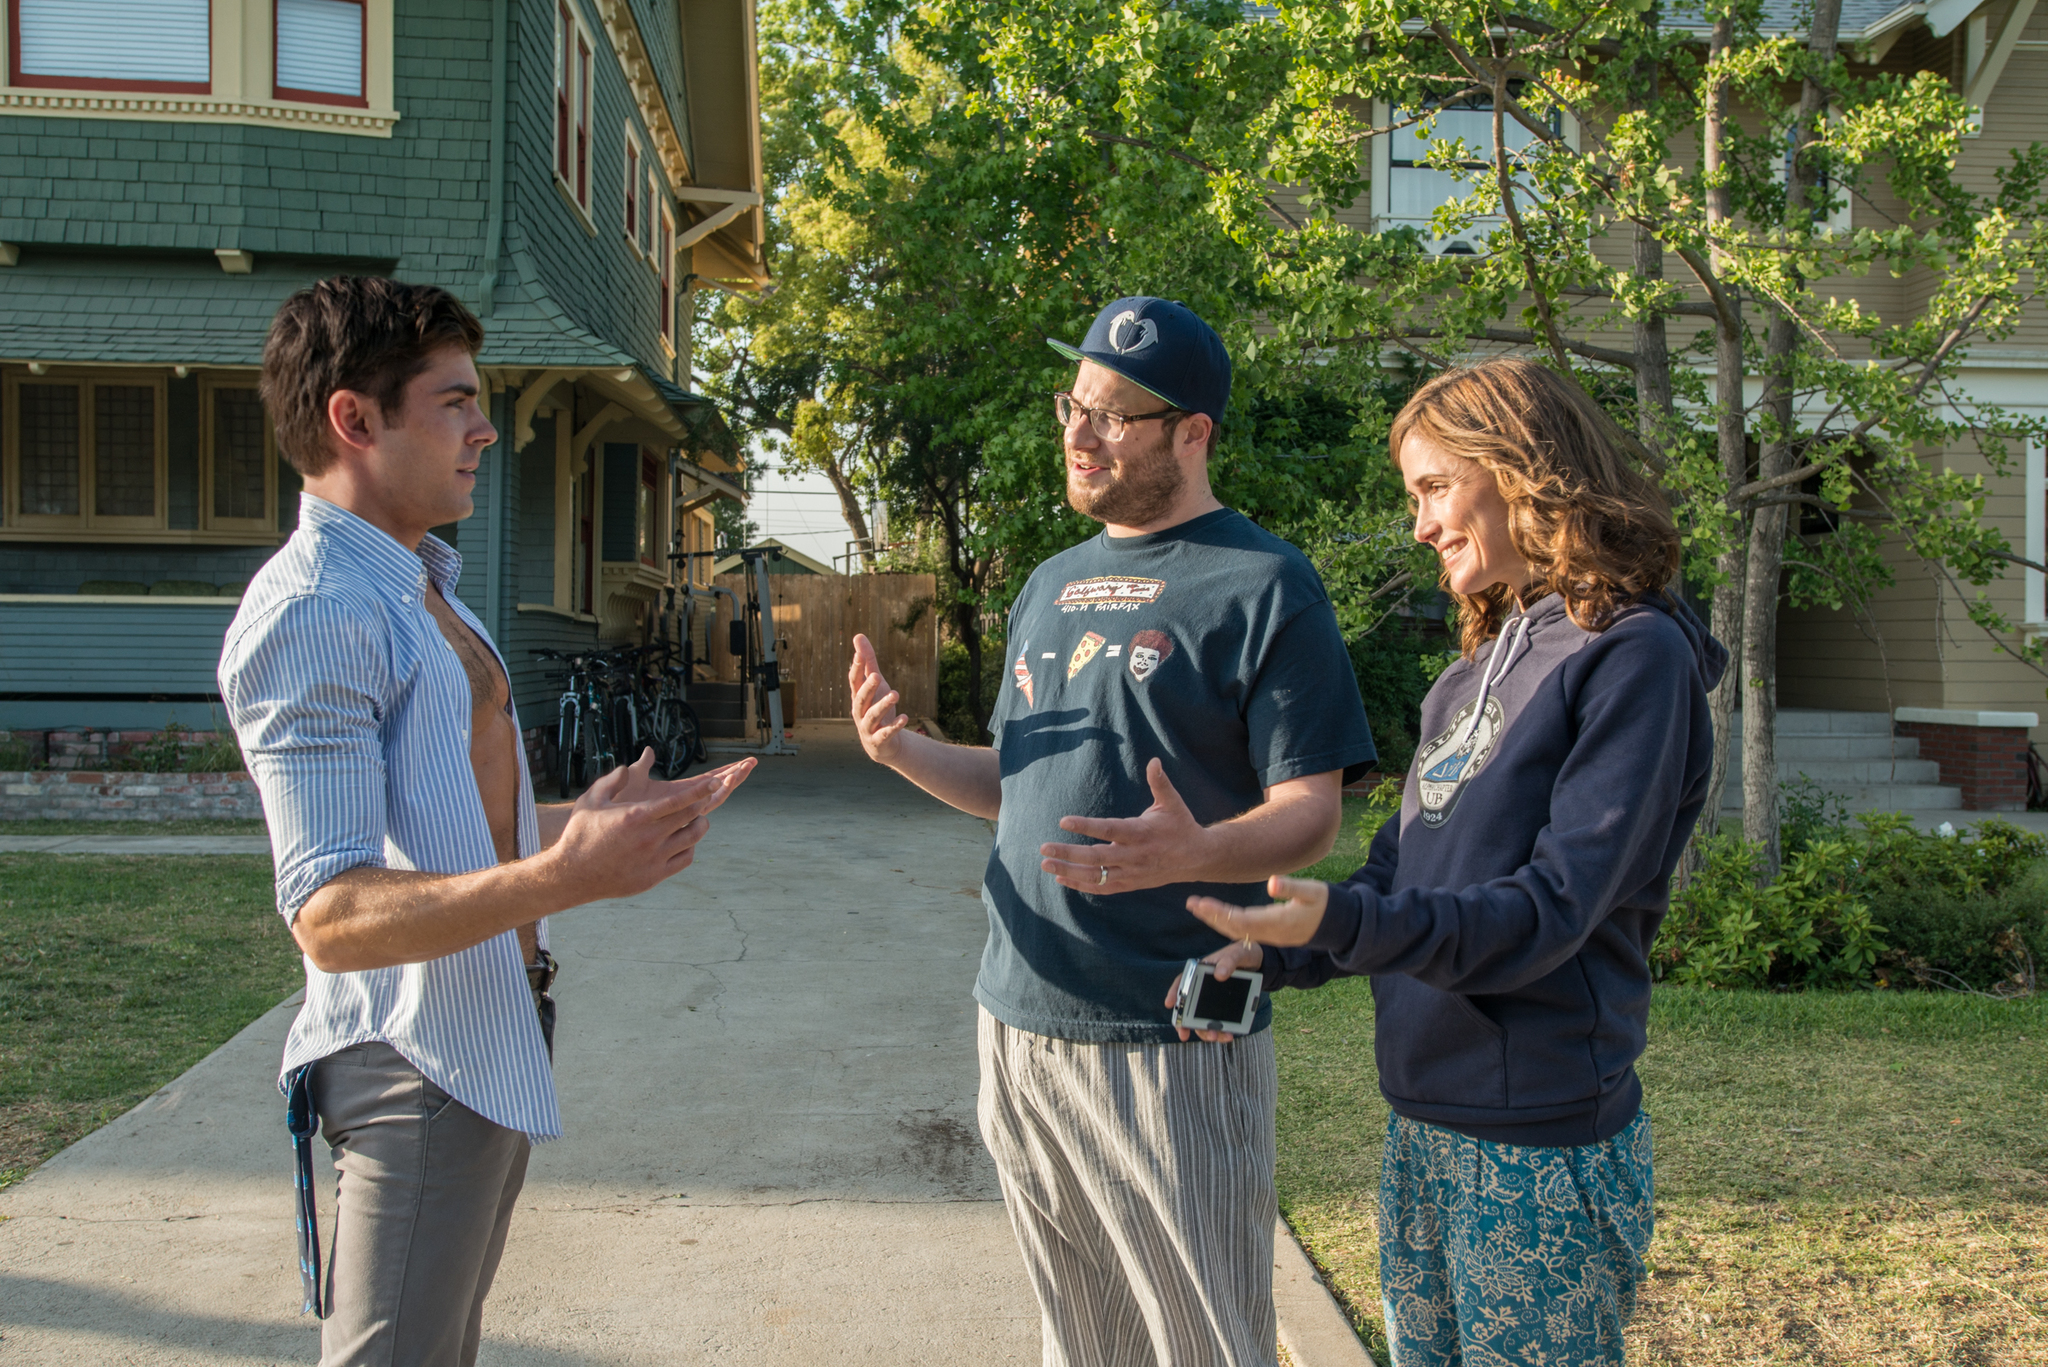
[555,700,581,798]
[611,694,640,768]
[649,697,700,779]
[683,702,707,765]
[585,696,615,777]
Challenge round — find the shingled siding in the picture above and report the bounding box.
[0,4,496,272]
[507,0,679,378]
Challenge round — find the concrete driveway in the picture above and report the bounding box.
[0,723,1040,1364]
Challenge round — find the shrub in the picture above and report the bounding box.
[0,733,35,772]
[111,724,244,775]
[1658,815,2048,992]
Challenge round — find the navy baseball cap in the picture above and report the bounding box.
[1048,296,1232,426]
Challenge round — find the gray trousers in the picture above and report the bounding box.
[310,1041,531,1367]
[977,1008,1280,1367]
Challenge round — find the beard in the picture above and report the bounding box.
[1066,428,1186,526]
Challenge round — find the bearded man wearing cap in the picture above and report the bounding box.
[848,297,1376,1365]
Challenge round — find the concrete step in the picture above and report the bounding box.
[1723,782,1963,813]
[1729,733,1920,763]
[1723,709,1966,812]
[1727,757,1944,786]
[1754,708,1894,736]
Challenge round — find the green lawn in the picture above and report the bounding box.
[0,818,268,837]
[0,854,296,1188]
[1274,982,2048,1365]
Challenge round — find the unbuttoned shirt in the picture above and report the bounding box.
[219,494,559,1142]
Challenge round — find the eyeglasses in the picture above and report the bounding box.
[1054,391,1183,443]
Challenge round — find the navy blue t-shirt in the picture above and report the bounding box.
[975,507,1377,1043]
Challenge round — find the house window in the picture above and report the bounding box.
[555,3,572,184]
[624,127,642,248]
[203,382,276,531]
[637,450,660,565]
[11,0,211,93]
[1375,89,1561,254]
[4,373,166,531]
[275,0,367,107]
[575,32,591,207]
[640,168,656,257]
[658,204,674,346]
[554,1,593,210]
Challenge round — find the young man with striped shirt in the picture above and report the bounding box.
[848,297,1376,1366]
[220,277,752,1367]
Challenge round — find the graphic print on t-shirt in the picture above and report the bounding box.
[1056,577,1167,613]
[1413,695,1505,827]
[1012,640,1035,709]
[1068,632,1107,680]
[1128,629,1174,682]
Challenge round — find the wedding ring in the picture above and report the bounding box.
[1097,865,1109,887]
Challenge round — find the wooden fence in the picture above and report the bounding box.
[707,573,939,720]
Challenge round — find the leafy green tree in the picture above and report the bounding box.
[956,0,2048,875]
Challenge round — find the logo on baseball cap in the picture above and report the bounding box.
[1048,296,1231,426]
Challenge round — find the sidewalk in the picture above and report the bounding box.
[0,724,1035,1363]
[0,724,1366,1364]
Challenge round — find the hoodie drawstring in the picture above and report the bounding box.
[1445,607,1532,757]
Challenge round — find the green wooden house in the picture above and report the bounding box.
[0,0,763,748]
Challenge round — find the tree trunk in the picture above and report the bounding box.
[1694,12,1747,853]
[818,455,876,570]
[1739,0,1841,875]
[1630,11,1674,452]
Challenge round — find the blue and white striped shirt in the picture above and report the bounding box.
[220,494,560,1142]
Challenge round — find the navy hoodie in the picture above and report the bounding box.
[1267,591,1727,1146]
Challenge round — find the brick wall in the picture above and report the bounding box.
[1895,721,2031,811]
[0,770,261,820]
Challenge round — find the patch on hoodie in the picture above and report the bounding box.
[1414,696,1505,827]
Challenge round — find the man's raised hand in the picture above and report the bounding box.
[546,751,755,901]
[849,632,911,763]
[1040,757,1208,894]
[1184,875,1330,948]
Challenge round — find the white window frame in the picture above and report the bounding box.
[1370,93,1579,256]
[199,376,278,535]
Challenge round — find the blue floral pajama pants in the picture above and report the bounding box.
[1378,1110,1653,1367]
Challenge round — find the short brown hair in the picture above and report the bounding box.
[1390,359,1681,658]
[261,277,485,476]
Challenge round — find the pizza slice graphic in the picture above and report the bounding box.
[1067,631,1107,681]
[1012,643,1035,709]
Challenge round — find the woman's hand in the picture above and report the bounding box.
[1163,939,1267,1043]
[1185,875,1330,948]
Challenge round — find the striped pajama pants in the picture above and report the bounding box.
[976,1008,1279,1367]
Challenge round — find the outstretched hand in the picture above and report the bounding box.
[547,750,756,902]
[1184,875,1330,948]
[1040,757,1210,894]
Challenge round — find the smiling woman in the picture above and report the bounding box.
[1186,358,1724,1367]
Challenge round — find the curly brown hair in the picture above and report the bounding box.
[1390,359,1680,659]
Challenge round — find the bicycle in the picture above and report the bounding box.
[534,648,616,796]
[638,640,706,779]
